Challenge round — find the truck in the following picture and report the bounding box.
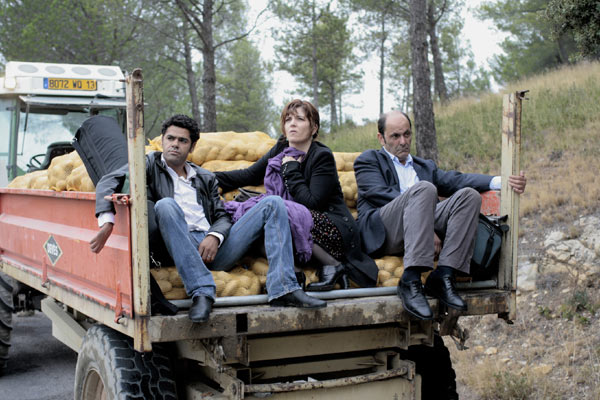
[0,63,526,399]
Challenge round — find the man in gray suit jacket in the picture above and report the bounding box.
[354,110,527,320]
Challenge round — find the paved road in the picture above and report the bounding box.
[0,311,77,400]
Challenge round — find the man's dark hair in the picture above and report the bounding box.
[377,111,412,135]
[161,114,200,144]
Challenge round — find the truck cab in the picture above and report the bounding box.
[0,61,126,186]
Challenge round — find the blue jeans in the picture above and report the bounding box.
[154,196,300,301]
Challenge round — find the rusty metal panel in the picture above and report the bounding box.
[149,291,510,342]
[244,365,418,400]
[250,355,381,381]
[480,190,500,216]
[0,188,133,318]
[248,326,408,362]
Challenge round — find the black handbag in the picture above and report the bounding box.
[470,214,509,279]
[234,187,263,202]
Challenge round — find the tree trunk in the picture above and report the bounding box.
[379,15,386,115]
[201,0,217,132]
[311,2,319,109]
[330,83,337,130]
[410,0,438,163]
[183,19,202,126]
[338,91,342,126]
[427,2,448,104]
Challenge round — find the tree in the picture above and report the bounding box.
[272,1,361,129]
[216,38,276,133]
[271,0,324,108]
[546,0,600,59]
[174,0,263,131]
[477,0,578,84]
[410,0,438,162]
[345,0,407,115]
[427,0,451,103]
[0,0,143,64]
[313,8,362,129]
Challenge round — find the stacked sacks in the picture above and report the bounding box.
[66,164,95,192]
[7,170,50,189]
[375,256,404,287]
[150,265,262,299]
[7,152,94,192]
[155,255,405,300]
[47,151,84,191]
[333,152,360,218]
[190,131,276,165]
[333,152,361,172]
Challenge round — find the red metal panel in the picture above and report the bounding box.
[480,190,500,216]
[0,188,133,317]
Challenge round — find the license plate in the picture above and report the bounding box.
[43,77,97,91]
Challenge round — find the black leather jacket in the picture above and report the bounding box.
[146,152,232,239]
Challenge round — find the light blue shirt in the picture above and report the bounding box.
[382,147,419,194]
[381,147,501,193]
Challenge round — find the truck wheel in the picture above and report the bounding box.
[401,333,458,400]
[0,272,14,374]
[74,325,177,400]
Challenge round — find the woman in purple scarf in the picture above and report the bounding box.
[216,100,378,290]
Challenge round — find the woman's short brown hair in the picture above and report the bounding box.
[280,99,320,139]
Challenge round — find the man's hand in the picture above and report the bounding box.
[434,233,442,260]
[508,171,527,194]
[198,235,219,263]
[90,223,114,253]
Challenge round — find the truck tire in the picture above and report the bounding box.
[401,333,458,400]
[0,272,14,374]
[74,325,177,400]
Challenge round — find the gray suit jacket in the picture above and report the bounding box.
[354,149,493,255]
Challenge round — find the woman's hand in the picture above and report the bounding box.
[282,155,301,164]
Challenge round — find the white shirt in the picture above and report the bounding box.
[98,156,224,245]
[381,147,501,193]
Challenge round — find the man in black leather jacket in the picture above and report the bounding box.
[92,115,324,323]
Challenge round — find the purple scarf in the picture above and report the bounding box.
[224,147,313,262]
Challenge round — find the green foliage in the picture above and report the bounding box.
[559,289,597,325]
[546,0,600,59]
[216,38,276,133]
[271,0,361,127]
[0,0,142,64]
[477,0,579,84]
[538,306,553,319]
[490,370,534,400]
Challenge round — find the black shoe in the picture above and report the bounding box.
[425,275,468,311]
[189,295,213,323]
[306,264,349,291]
[397,280,433,320]
[270,289,327,308]
[295,271,307,290]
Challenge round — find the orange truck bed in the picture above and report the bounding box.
[0,188,133,318]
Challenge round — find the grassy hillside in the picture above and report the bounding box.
[322,62,600,222]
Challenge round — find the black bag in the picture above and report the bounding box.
[72,115,128,186]
[234,187,263,202]
[470,214,508,279]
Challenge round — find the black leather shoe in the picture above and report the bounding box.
[189,295,213,323]
[306,264,349,291]
[425,275,468,311]
[270,290,327,308]
[397,280,433,320]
